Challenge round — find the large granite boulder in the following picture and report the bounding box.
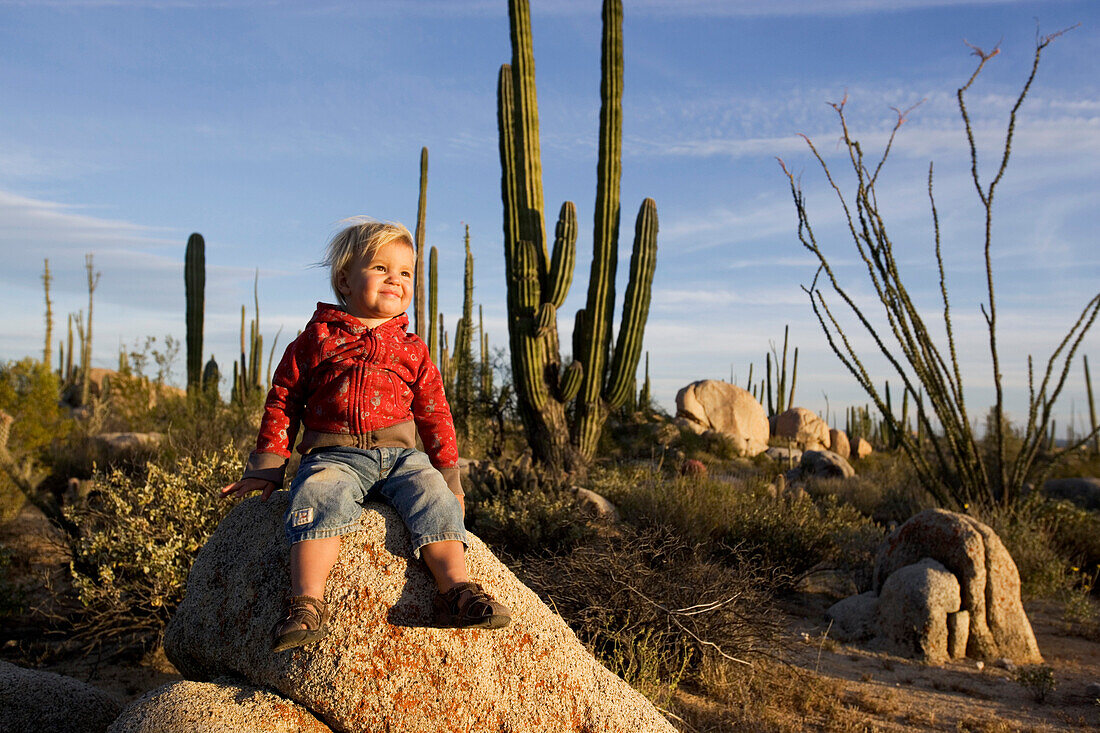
[675,380,769,456]
[164,495,675,733]
[110,679,332,733]
[0,660,121,733]
[873,509,1041,663]
[875,558,961,663]
[771,407,831,450]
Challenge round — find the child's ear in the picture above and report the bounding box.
[336,269,351,296]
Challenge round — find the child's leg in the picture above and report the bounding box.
[419,539,467,593]
[290,536,343,599]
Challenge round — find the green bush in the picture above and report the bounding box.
[62,444,240,646]
[0,359,72,521]
[464,464,596,558]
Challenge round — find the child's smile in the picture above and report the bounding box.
[338,241,415,327]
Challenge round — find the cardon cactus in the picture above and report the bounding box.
[414,147,428,339]
[498,0,657,472]
[185,233,205,393]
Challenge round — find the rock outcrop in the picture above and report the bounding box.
[0,660,121,733]
[164,494,675,733]
[771,407,830,450]
[675,380,769,456]
[872,509,1041,663]
[109,679,333,733]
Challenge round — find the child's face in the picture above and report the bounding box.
[338,240,415,324]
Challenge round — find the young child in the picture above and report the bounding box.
[221,218,510,652]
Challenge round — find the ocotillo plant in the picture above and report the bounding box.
[414,147,428,339]
[1086,355,1098,456]
[782,30,1098,507]
[184,233,205,394]
[497,0,657,472]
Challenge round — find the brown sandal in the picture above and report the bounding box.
[272,595,331,652]
[433,581,511,629]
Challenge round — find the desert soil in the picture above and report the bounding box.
[2,503,1098,731]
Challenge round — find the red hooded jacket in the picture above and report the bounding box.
[242,303,462,495]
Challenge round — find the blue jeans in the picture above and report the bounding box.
[284,446,467,560]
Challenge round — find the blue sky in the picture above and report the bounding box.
[1,0,1098,437]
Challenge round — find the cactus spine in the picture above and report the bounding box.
[498,0,657,470]
[414,147,428,339]
[185,233,205,393]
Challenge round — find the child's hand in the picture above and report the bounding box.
[220,478,278,501]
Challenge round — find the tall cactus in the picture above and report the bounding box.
[42,259,53,368]
[428,246,439,366]
[414,147,428,339]
[498,0,657,470]
[184,232,205,393]
[1086,355,1098,456]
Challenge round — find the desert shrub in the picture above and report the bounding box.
[591,465,883,582]
[518,526,783,705]
[0,544,22,618]
[62,444,239,647]
[463,457,597,557]
[0,359,72,521]
[980,501,1070,600]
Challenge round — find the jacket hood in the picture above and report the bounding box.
[308,302,409,335]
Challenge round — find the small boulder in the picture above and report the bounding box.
[875,558,961,663]
[772,407,831,450]
[829,429,851,459]
[1041,477,1100,511]
[851,437,873,460]
[0,660,121,733]
[109,679,332,733]
[572,487,620,523]
[165,495,675,733]
[765,446,802,465]
[826,592,878,642]
[874,509,1041,664]
[674,380,769,456]
[798,450,855,480]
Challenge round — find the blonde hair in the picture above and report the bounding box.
[323,217,415,307]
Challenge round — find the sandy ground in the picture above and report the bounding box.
[2,503,1099,730]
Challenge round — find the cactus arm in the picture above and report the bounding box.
[558,361,583,403]
[546,201,577,308]
[604,198,657,408]
[508,0,547,273]
[787,346,799,409]
[414,147,428,338]
[428,246,439,365]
